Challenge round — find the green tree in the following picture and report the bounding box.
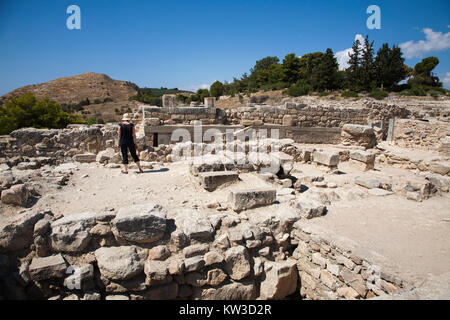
[282,53,301,85]
[296,52,324,89]
[196,88,210,102]
[210,81,224,97]
[374,44,407,90]
[313,48,339,91]
[410,57,441,87]
[249,56,281,89]
[360,35,375,91]
[346,38,362,91]
[0,93,83,135]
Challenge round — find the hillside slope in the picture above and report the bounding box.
[1,72,138,105]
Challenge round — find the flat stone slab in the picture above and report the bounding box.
[312,151,339,167]
[112,203,167,244]
[349,150,376,164]
[73,153,96,163]
[189,154,234,176]
[29,254,67,281]
[198,171,239,191]
[228,188,276,212]
[355,177,381,189]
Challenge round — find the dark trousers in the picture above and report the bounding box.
[120,143,139,165]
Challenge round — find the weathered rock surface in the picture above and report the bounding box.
[29,254,67,281]
[184,256,205,272]
[50,212,97,252]
[1,184,29,207]
[144,260,169,285]
[295,199,327,219]
[96,148,116,164]
[135,282,178,300]
[111,203,167,243]
[228,188,276,212]
[260,260,298,299]
[183,244,209,258]
[193,282,256,300]
[312,151,339,167]
[0,211,46,252]
[354,176,381,189]
[198,171,239,191]
[95,246,147,280]
[224,246,251,280]
[180,210,215,241]
[148,245,170,261]
[73,153,97,163]
[342,124,377,149]
[207,269,228,286]
[349,150,376,171]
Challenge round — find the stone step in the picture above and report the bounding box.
[228,188,276,212]
[198,171,239,191]
[312,150,340,167]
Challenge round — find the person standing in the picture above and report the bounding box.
[117,113,144,174]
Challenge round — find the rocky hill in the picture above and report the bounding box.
[1,72,139,105]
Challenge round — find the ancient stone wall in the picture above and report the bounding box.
[292,221,408,299]
[141,106,217,125]
[0,125,118,162]
[224,102,408,129]
[392,119,450,151]
[0,202,411,300]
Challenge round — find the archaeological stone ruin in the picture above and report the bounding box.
[0,94,449,301]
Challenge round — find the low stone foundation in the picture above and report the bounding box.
[292,221,408,299]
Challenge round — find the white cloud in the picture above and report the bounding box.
[335,34,364,70]
[443,72,450,88]
[180,83,211,92]
[400,28,450,59]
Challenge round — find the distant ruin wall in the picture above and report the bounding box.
[224,102,408,129]
[137,102,407,129]
[0,125,117,162]
[141,106,218,125]
[392,119,450,151]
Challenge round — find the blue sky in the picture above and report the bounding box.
[0,0,449,95]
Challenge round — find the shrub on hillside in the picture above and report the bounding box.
[401,85,427,96]
[86,117,97,125]
[341,90,359,98]
[79,98,90,106]
[285,80,313,97]
[429,90,442,99]
[250,95,270,104]
[369,88,389,100]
